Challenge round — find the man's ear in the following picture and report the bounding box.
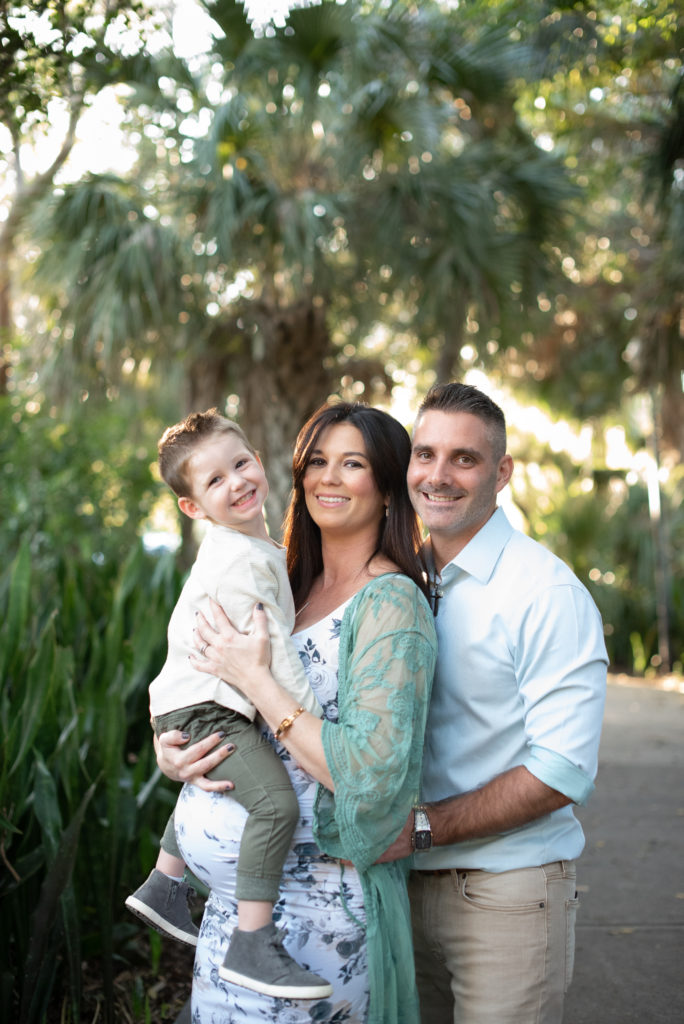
[495,454,514,493]
[178,496,206,520]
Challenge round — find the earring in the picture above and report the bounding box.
[385,505,390,518]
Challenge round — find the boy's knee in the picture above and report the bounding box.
[275,785,300,825]
[248,783,299,826]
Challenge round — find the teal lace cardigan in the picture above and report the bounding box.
[313,574,437,1024]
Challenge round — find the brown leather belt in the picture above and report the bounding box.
[414,868,457,877]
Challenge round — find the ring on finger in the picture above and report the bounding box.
[200,643,208,657]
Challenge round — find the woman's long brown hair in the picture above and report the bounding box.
[283,402,429,611]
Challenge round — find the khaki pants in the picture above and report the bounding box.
[409,861,578,1024]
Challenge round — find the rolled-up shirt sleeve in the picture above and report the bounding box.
[516,583,608,803]
[524,746,595,805]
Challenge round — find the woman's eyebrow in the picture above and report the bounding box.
[310,448,367,457]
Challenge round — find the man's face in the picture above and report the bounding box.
[407,409,513,564]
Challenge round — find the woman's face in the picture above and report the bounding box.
[302,422,386,538]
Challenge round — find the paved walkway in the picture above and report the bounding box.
[564,677,684,1024]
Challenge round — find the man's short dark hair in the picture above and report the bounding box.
[417,382,507,460]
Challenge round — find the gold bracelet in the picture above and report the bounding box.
[274,706,305,741]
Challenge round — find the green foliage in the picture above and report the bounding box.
[1,396,161,572]
[0,396,186,1022]
[14,0,594,527]
[0,534,184,1023]
[512,453,684,674]
[30,177,193,376]
[0,1,184,143]
[509,0,684,442]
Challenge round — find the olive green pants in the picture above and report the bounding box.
[154,701,299,902]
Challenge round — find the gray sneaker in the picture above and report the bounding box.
[218,922,333,999]
[125,869,199,947]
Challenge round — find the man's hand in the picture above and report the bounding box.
[376,811,414,863]
[376,767,572,864]
[154,729,235,792]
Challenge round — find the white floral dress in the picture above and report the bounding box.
[174,599,371,1023]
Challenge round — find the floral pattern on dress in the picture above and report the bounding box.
[175,598,369,1023]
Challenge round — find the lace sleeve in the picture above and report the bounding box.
[315,575,437,871]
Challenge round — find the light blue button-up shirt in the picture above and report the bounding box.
[416,507,608,872]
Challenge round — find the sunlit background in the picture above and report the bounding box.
[2,0,681,681]
[2,3,683,1020]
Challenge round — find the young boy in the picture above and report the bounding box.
[125,409,332,1000]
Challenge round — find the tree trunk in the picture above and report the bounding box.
[188,298,333,538]
[240,300,333,536]
[0,230,11,395]
[435,290,466,384]
[0,100,81,396]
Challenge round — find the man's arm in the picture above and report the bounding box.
[378,765,570,862]
[377,582,607,864]
[430,765,571,843]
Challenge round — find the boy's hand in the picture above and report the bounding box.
[154,730,235,791]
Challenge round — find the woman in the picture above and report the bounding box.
[157,402,437,1023]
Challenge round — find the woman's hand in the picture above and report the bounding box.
[154,730,235,792]
[190,600,272,700]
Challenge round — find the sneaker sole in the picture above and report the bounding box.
[218,965,333,1000]
[125,895,199,948]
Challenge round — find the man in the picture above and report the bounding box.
[382,381,607,1023]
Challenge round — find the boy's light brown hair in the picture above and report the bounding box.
[158,408,256,498]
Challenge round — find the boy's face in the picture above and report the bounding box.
[178,432,269,537]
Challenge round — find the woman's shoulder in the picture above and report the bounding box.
[349,568,432,621]
[340,573,436,665]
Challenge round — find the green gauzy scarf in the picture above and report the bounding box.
[313,574,437,1024]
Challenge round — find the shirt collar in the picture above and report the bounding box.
[431,506,513,586]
